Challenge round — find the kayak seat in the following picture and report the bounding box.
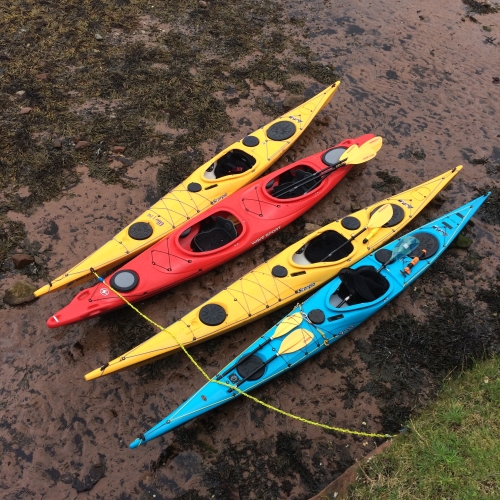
[214,151,255,179]
[337,265,390,305]
[304,230,354,263]
[273,169,317,199]
[192,216,238,252]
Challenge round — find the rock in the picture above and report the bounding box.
[116,156,134,167]
[351,202,362,212]
[3,281,37,306]
[12,253,34,269]
[44,220,59,236]
[36,73,47,80]
[199,0,208,7]
[72,464,106,493]
[283,95,305,111]
[15,90,26,96]
[94,33,103,40]
[33,256,44,266]
[53,139,62,148]
[453,233,473,249]
[443,287,454,297]
[112,145,126,153]
[75,140,90,150]
[304,223,321,234]
[423,286,434,295]
[334,196,341,205]
[20,107,32,114]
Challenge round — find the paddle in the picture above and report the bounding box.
[216,312,303,380]
[376,236,420,273]
[227,328,315,391]
[272,138,383,199]
[319,204,394,263]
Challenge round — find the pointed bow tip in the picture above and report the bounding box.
[46,315,62,329]
[34,285,51,297]
[129,438,144,449]
[84,369,101,381]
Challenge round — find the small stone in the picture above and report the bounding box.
[116,156,134,167]
[33,256,44,266]
[20,107,32,114]
[44,220,59,236]
[453,233,473,249]
[283,95,305,111]
[424,286,434,295]
[3,281,37,306]
[53,139,62,148]
[304,223,321,234]
[112,145,126,153]
[15,90,26,96]
[94,33,103,40]
[199,0,208,7]
[443,287,454,297]
[351,202,362,212]
[36,73,47,80]
[334,196,341,205]
[12,253,34,269]
[75,140,90,150]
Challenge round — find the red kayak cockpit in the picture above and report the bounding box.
[266,165,319,199]
[176,211,242,253]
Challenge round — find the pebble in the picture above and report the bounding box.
[20,107,32,114]
[95,33,103,40]
[12,253,34,270]
[75,140,90,150]
[53,139,62,148]
[15,90,26,96]
[334,196,341,205]
[351,202,362,212]
[199,0,208,8]
[453,234,473,249]
[36,73,47,80]
[443,287,454,297]
[424,286,434,295]
[3,281,37,306]
[304,222,322,234]
[112,145,126,153]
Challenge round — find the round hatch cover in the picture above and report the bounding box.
[267,121,297,141]
[188,182,202,192]
[199,303,227,326]
[370,203,405,227]
[272,265,288,278]
[410,232,439,259]
[308,309,325,324]
[110,270,139,292]
[374,248,393,264]
[128,222,153,240]
[322,147,347,166]
[242,136,259,147]
[341,216,361,230]
[236,355,265,381]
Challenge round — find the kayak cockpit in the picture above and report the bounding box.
[204,150,256,180]
[178,211,242,252]
[329,266,389,308]
[266,165,318,199]
[292,230,354,265]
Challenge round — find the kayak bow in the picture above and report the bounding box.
[35,82,340,297]
[85,166,462,380]
[129,193,489,448]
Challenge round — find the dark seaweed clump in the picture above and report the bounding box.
[462,0,500,14]
[356,297,499,433]
[0,219,27,264]
[477,186,500,226]
[371,171,404,194]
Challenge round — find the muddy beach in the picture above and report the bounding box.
[1,0,499,498]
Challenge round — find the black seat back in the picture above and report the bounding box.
[192,217,238,252]
[304,230,354,263]
[214,151,253,179]
[338,266,389,303]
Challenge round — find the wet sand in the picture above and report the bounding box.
[1,0,499,498]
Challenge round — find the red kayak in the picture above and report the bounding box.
[47,134,376,328]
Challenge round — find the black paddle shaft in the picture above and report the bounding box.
[319,226,367,263]
[272,160,347,198]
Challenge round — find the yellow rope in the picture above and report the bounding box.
[92,270,395,439]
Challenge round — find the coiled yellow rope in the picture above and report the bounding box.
[92,269,395,439]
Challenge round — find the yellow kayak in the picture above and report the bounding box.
[85,166,462,380]
[35,82,340,297]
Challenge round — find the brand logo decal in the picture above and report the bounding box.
[100,288,110,296]
[288,115,303,123]
[433,225,448,236]
[212,193,227,204]
[251,226,281,245]
[398,199,413,209]
[296,283,316,294]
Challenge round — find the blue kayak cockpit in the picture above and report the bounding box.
[329,265,390,308]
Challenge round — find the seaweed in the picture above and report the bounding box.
[371,171,404,194]
[477,186,500,226]
[462,0,500,15]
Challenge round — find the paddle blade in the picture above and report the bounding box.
[367,204,393,229]
[340,139,382,165]
[273,312,303,338]
[278,328,315,355]
[365,136,383,153]
[391,236,419,260]
[338,144,359,163]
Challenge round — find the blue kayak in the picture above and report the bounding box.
[130,194,489,448]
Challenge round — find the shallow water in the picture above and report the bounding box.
[1,0,499,498]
